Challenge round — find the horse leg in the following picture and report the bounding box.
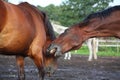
[87,39,93,61]
[16,56,25,80]
[31,53,45,80]
[64,53,67,60]
[95,38,99,59]
[68,52,71,60]
[64,52,71,60]
[93,38,98,60]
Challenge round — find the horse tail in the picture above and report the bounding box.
[0,0,7,32]
[41,11,56,40]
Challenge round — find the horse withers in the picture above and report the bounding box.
[0,0,57,80]
[47,5,120,57]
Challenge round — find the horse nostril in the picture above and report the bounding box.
[47,72,51,77]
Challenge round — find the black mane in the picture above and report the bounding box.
[41,11,56,40]
[83,5,120,22]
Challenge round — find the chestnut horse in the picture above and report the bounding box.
[47,5,120,57]
[0,0,57,80]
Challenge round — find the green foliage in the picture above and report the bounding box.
[71,46,120,57]
[59,0,113,26]
[37,0,113,26]
[37,4,61,23]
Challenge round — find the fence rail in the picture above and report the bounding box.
[98,39,120,47]
[83,39,120,48]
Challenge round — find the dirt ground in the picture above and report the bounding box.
[0,54,120,80]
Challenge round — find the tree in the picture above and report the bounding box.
[37,4,61,24]
[59,0,113,26]
[37,0,113,27]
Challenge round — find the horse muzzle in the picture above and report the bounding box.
[46,44,62,57]
[45,66,56,77]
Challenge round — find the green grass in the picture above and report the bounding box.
[71,46,120,57]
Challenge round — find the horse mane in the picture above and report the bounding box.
[41,11,56,40]
[18,2,56,40]
[83,5,120,25]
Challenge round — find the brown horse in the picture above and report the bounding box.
[47,5,120,57]
[0,0,57,80]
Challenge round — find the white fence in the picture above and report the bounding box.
[83,39,120,47]
[98,39,120,47]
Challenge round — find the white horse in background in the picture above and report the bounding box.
[64,38,98,61]
[64,52,71,60]
[87,38,98,61]
[52,23,98,61]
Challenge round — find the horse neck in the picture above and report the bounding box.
[82,18,118,40]
[0,0,7,32]
[43,23,56,54]
[41,13,56,54]
[43,27,56,54]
